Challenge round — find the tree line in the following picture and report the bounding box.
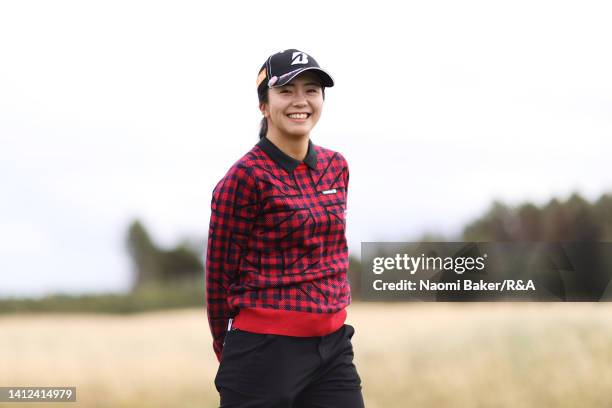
[347,192,612,299]
[2,191,609,312]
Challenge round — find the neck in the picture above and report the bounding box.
[266,129,309,161]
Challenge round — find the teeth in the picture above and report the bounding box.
[288,113,308,119]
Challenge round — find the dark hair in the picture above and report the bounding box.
[257,85,326,139]
[258,87,269,139]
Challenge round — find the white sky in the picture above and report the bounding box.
[1,0,611,296]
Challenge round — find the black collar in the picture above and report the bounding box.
[256,136,318,172]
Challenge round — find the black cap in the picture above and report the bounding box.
[256,49,334,95]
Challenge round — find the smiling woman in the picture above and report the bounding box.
[256,53,330,142]
[205,49,365,407]
[258,70,327,142]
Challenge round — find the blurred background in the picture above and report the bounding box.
[1,0,611,407]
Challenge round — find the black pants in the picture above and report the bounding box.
[214,324,365,408]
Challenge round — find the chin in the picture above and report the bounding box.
[284,127,312,138]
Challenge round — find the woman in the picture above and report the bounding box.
[206,49,365,408]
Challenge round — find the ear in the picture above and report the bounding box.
[259,102,269,118]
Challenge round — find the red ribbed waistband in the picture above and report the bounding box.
[232,307,347,337]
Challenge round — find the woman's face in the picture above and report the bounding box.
[261,71,324,140]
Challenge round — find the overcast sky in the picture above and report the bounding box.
[1,0,611,297]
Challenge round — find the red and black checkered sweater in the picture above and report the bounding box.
[205,136,351,362]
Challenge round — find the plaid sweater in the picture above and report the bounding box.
[205,136,351,362]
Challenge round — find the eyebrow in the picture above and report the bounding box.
[282,82,322,88]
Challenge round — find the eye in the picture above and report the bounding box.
[280,89,290,94]
[307,88,320,94]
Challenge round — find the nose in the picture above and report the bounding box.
[291,88,309,107]
[292,98,307,108]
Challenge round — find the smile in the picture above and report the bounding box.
[287,113,311,119]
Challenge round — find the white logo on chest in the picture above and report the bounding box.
[322,189,337,195]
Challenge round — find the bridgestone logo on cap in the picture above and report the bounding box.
[291,52,309,65]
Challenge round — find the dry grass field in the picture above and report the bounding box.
[1,303,612,407]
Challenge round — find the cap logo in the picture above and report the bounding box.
[291,52,309,65]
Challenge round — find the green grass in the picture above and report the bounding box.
[0,280,204,314]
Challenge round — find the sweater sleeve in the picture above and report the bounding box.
[343,158,350,196]
[205,165,259,362]
[340,153,350,206]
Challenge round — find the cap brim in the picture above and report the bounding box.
[274,67,334,88]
